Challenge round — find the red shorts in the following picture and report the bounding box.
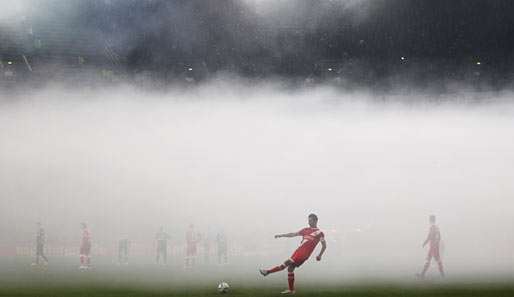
[427,246,440,261]
[80,242,91,255]
[289,248,311,267]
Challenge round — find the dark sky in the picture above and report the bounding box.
[2,0,514,85]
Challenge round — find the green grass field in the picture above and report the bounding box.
[2,258,514,297]
[3,284,514,297]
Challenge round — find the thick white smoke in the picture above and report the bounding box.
[1,82,514,281]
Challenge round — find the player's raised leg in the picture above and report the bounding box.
[260,259,292,276]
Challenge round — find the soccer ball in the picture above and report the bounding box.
[217,281,230,294]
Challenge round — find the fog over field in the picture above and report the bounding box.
[1,81,514,283]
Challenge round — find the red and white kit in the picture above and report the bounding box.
[289,227,324,266]
[260,216,327,295]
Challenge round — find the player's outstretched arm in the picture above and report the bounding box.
[316,238,327,261]
[275,232,300,238]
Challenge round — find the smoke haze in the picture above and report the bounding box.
[1,81,514,281]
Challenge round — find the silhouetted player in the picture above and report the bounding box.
[260,214,327,294]
[155,227,170,264]
[34,222,48,265]
[216,231,228,265]
[79,223,91,269]
[418,215,445,278]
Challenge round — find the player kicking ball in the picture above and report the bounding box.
[260,213,327,294]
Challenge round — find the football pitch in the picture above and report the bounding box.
[1,259,514,297]
[3,283,514,297]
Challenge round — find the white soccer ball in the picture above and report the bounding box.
[217,281,230,294]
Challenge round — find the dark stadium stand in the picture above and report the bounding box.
[1,0,513,89]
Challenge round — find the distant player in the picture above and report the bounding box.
[418,215,445,278]
[34,222,48,266]
[185,224,200,269]
[79,223,91,269]
[216,231,228,265]
[260,213,327,294]
[118,238,130,265]
[155,227,170,264]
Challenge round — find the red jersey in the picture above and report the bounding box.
[295,227,324,257]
